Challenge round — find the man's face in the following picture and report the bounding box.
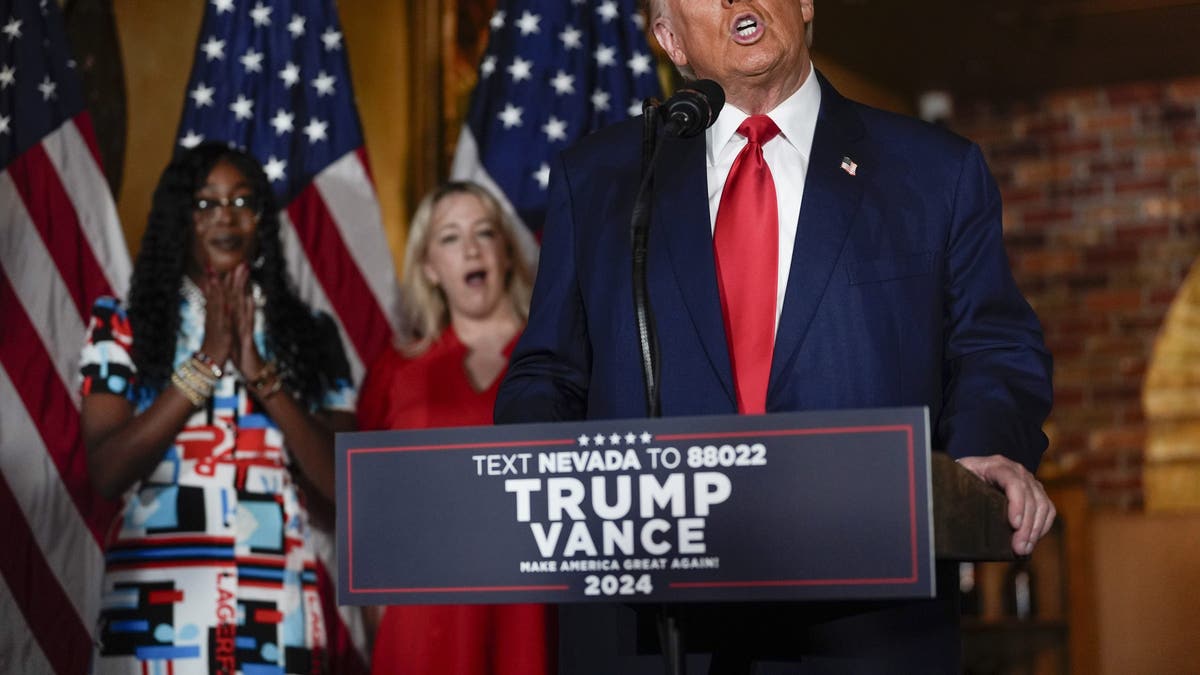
[653,0,813,93]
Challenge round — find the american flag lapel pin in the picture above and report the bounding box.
[840,156,858,176]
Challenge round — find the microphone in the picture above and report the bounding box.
[659,79,725,138]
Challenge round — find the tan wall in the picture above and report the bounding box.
[1093,512,1200,674]
[112,0,411,276]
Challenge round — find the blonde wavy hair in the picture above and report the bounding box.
[399,182,533,356]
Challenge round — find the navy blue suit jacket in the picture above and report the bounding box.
[495,73,1052,671]
[497,73,1051,472]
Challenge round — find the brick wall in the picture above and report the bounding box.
[951,77,1200,510]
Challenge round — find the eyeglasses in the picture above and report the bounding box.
[192,195,262,222]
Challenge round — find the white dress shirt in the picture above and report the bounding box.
[705,68,822,329]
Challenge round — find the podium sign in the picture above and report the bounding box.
[337,407,934,605]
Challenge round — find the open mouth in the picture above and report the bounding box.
[209,234,245,252]
[465,270,488,286]
[731,14,764,43]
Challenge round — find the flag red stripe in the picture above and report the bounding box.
[6,144,114,322]
[0,475,93,675]
[72,113,107,172]
[0,274,116,544]
[286,186,391,366]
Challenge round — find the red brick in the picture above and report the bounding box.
[1084,289,1143,312]
[1088,157,1136,175]
[1106,82,1165,106]
[1083,244,1139,267]
[1115,222,1171,243]
[1166,76,1200,104]
[1082,110,1136,133]
[1113,176,1171,195]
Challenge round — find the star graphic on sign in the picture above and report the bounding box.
[38,75,56,101]
[250,2,272,26]
[597,0,619,23]
[593,433,606,446]
[498,103,523,129]
[591,88,611,111]
[0,114,10,136]
[625,432,637,444]
[190,83,215,107]
[279,62,300,88]
[542,116,567,142]
[632,13,646,30]
[263,156,287,182]
[533,162,551,190]
[288,14,306,37]
[550,70,575,95]
[640,431,653,444]
[0,64,16,90]
[594,45,616,67]
[515,11,541,36]
[2,18,22,41]
[507,56,533,82]
[628,98,644,117]
[489,10,506,30]
[179,130,204,148]
[609,433,622,445]
[304,117,328,143]
[240,48,264,73]
[321,27,342,51]
[559,25,582,50]
[270,109,294,135]
[312,70,337,96]
[480,55,497,78]
[211,0,234,14]
[628,52,653,76]
[578,434,590,447]
[201,37,226,61]
[229,95,254,120]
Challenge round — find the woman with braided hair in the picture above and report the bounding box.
[80,142,355,674]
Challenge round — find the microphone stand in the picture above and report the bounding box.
[630,98,685,675]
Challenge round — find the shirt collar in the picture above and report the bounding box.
[705,65,823,166]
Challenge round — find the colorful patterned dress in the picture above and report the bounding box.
[81,284,355,675]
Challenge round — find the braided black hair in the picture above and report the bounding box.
[126,142,341,406]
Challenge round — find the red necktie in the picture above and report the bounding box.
[713,115,781,414]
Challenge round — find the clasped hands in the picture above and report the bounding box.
[198,263,270,383]
[956,454,1056,556]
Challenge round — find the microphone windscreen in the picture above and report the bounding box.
[690,79,726,126]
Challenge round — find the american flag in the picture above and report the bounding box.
[450,0,662,259]
[1,0,131,672]
[174,0,398,671]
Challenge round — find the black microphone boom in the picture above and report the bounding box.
[659,79,725,138]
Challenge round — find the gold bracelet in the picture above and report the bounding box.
[171,371,207,407]
[177,360,217,391]
[248,361,283,400]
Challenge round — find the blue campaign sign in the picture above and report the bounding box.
[337,407,934,605]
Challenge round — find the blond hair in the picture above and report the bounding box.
[399,182,533,356]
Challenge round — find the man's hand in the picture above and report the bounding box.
[957,455,1056,556]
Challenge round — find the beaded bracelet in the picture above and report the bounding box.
[191,350,223,379]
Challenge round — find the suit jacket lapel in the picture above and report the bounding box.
[655,132,737,406]
[768,74,866,403]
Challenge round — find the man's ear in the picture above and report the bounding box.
[652,18,688,70]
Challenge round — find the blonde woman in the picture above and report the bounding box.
[358,182,551,675]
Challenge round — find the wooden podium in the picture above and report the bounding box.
[931,452,1015,562]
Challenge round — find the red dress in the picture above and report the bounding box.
[358,328,555,675]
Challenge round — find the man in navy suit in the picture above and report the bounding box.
[496,0,1055,671]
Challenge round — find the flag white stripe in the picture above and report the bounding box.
[313,152,400,335]
[0,171,87,407]
[0,574,56,675]
[41,120,132,299]
[0,367,103,639]
[449,126,540,270]
[278,210,366,383]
